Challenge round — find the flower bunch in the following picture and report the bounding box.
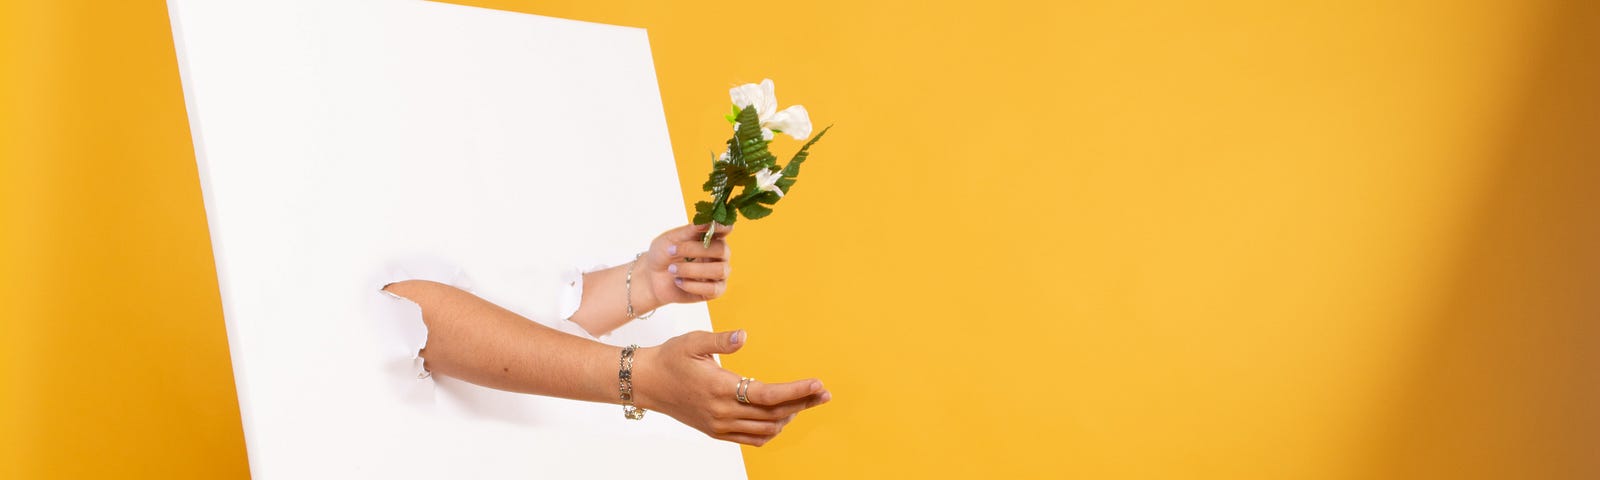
[694,79,831,246]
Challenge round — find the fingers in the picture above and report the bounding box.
[691,222,735,239]
[709,391,828,446]
[666,222,734,243]
[666,238,731,262]
[703,377,831,447]
[715,432,773,447]
[674,278,727,299]
[725,388,831,421]
[747,378,824,407]
[713,419,783,437]
[682,329,747,357]
[668,260,730,281]
[759,390,832,420]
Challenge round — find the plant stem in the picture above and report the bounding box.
[703,189,729,247]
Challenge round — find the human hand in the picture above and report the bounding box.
[632,329,831,446]
[638,223,734,305]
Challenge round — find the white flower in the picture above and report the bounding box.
[729,79,813,140]
[765,104,810,139]
[753,168,785,198]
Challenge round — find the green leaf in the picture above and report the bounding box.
[775,125,831,191]
[734,105,764,144]
[726,104,777,172]
[738,201,774,220]
[712,202,737,226]
[742,144,775,171]
[692,201,715,225]
[728,187,758,208]
[702,151,750,194]
[701,171,721,192]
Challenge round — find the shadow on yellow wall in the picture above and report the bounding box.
[1368,1,1599,477]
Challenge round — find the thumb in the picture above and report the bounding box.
[686,329,747,356]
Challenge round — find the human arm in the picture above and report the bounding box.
[381,280,831,446]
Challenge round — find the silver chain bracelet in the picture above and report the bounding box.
[624,252,657,320]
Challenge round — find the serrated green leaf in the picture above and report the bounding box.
[702,168,726,192]
[773,125,831,193]
[740,141,775,170]
[734,105,764,143]
[783,125,831,177]
[693,201,715,225]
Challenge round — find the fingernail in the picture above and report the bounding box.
[809,380,822,392]
[730,329,746,345]
[819,391,832,403]
[667,245,678,256]
[695,223,710,231]
[668,264,678,274]
[674,278,683,286]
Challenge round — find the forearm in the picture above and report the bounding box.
[384,280,620,404]
[568,262,663,337]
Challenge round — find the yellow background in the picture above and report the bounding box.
[3,0,1596,478]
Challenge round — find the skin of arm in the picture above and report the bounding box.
[381,223,831,445]
[382,279,620,402]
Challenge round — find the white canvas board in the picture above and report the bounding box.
[167,0,744,477]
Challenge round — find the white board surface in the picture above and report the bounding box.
[167,1,744,477]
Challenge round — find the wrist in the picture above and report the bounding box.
[630,260,668,313]
[627,345,663,411]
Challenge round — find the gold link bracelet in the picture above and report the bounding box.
[619,344,645,420]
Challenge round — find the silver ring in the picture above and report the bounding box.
[736,377,753,404]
